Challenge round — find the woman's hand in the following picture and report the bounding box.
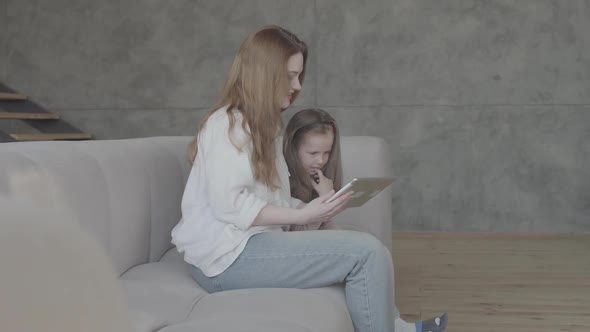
[311,169,334,196]
[294,189,352,225]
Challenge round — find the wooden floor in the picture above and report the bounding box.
[392,232,590,332]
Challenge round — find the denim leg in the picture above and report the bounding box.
[191,230,399,332]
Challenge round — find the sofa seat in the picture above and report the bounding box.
[121,249,354,332]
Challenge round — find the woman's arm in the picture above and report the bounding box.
[253,205,304,226]
[255,190,352,228]
[201,116,269,230]
[285,202,324,231]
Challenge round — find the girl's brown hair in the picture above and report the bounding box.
[283,109,343,203]
[188,25,307,189]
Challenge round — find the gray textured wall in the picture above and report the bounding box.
[1,0,589,231]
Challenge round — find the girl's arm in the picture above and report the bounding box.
[311,169,334,196]
[287,170,338,231]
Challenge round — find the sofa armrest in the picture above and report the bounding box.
[332,137,393,252]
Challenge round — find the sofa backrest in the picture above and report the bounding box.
[0,137,191,275]
[333,136,393,250]
[0,136,392,275]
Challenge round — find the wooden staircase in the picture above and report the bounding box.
[0,83,92,142]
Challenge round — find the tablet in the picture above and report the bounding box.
[325,177,394,207]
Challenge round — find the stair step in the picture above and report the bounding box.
[0,83,93,142]
[0,92,27,100]
[9,133,93,141]
[0,112,60,120]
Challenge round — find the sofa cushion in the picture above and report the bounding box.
[0,199,133,332]
[120,250,207,332]
[122,248,354,332]
[0,137,192,276]
[179,286,354,332]
[158,318,318,332]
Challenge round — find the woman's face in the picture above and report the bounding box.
[297,130,334,176]
[281,52,304,109]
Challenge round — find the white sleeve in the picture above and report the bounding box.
[201,119,268,231]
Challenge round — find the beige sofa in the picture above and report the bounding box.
[0,136,392,332]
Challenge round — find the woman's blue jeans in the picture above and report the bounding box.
[191,230,400,332]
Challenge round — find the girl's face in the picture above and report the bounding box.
[281,52,304,109]
[297,130,334,175]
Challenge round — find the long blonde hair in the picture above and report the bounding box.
[188,25,307,189]
[283,109,343,203]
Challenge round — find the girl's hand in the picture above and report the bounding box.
[311,169,334,196]
[295,190,352,225]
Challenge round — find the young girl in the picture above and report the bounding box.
[284,108,343,231]
[171,25,447,332]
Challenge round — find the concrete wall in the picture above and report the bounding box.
[2,0,589,231]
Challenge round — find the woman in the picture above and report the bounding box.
[171,25,447,332]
